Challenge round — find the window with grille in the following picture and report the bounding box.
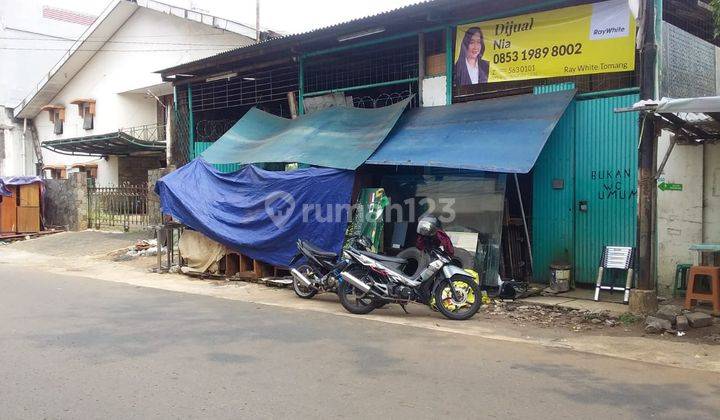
[53,110,63,135]
[83,103,94,130]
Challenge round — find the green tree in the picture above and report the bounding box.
[712,0,720,37]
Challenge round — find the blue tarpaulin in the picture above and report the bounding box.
[1,176,43,186]
[366,90,575,173]
[0,179,10,197]
[200,98,410,170]
[155,159,354,268]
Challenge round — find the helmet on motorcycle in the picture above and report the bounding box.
[416,215,439,237]
[354,236,372,250]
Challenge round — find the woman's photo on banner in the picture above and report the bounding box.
[454,27,489,86]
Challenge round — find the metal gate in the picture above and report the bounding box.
[88,185,149,231]
[533,92,639,285]
[573,94,639,284]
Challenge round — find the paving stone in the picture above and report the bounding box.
[645,316,672,334]
[675,315,689,332]
[655,305,684,323]
[686,312,714,328]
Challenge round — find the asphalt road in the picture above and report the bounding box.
[1,266,719,419]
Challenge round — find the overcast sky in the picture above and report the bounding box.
[59,0,422,34]
[183,0,421,34]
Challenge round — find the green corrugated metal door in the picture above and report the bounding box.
[193,142,243,173]
[532,102,576,282]
[573,94,639,284]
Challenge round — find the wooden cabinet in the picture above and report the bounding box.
[0,186,17,233]
[17,207,40,233]
[0,183,41,234]
[19,183,40,207]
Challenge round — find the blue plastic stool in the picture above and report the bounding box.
[674,263,692,297]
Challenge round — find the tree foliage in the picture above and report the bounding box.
[712,0,720,38]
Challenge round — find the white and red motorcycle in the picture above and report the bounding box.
[338,216,481,321]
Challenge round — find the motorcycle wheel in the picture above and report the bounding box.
[292,265,318,299]
[433,275,482,321]
[337,267,378,315]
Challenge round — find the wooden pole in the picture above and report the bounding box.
[637,0,657,290]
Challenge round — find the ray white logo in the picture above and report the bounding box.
[264,191,296,228]
[589,0,630,40]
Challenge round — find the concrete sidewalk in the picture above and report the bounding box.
[2,231,719,374]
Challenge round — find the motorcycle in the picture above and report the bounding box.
[288,237,403,299]
[337,216,482,320]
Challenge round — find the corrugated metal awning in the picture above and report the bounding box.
[42,132,166,156]
[200,98,410,170]
[366,90,576,173]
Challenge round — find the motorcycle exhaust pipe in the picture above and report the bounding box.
[290,268,314,288]
[340,271,371,293]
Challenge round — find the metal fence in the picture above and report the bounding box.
[88,184,150,231]
[121,123,166,143]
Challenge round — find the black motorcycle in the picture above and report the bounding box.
[289,237,399,299]
[337,216,481,320]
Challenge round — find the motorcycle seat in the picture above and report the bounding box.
[358,250,407,265]
[301,241,337,259]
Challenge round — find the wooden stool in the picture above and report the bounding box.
[684,266,720,315]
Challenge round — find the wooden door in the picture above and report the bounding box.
[0,186,17,233]
[19,183,40,207]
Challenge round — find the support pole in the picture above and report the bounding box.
[655,132,675,179]
[514,173,534,276]
[187,84,194,160]
[287,92,298,119]
[418,32,425,107]
[298,56,304,115]
[255,0,260,42]
[637,0,657,291]
[445,26,453,106]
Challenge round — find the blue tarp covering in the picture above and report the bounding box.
[200,98,410,170]
[155,159,354,267]
[366,90,575,173]
[1,176,43,186]
[0,179,10,197]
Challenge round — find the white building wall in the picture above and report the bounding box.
[95,156,120,187]
[703,143,720,243]
[31,6,253,186]
[655,131,705,296]
[0,106,34,177]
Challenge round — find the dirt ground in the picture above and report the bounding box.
[105,241,720,347]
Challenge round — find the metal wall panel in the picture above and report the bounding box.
[573,94,639,284]
[193,142,242,173]
[532,101,576,283]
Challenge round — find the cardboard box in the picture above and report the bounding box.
[425,53,447,77]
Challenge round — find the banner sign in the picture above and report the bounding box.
[454,0,636,85]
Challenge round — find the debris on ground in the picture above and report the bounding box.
[654,304,684,323]
[124,239,164,258]
[265,277,293,288]
[676,315,690,332]
[645,316,673,334]
[642,307,716,334]
[481,301,622,332]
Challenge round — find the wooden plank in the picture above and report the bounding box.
[253,260,274,278]
[0,187,17,233]
[240,253,254,272]
[223,252,240,276]
[16,206,40,233]
[19,183,40,207]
